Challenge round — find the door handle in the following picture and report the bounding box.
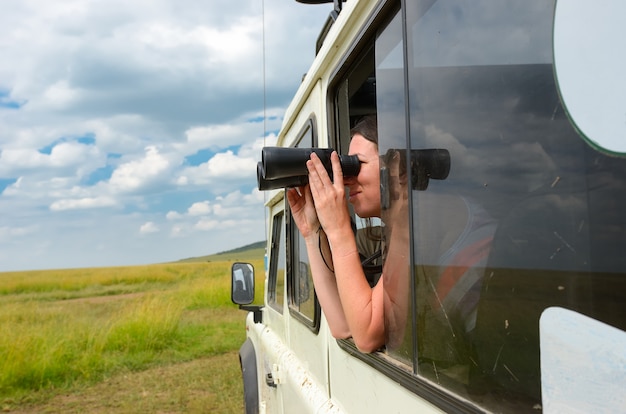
[265,363,281,388]
[265,372,277,388]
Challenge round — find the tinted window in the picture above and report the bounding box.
[399,0,626,412]
[268,212,285,312]
[337,1,626,412]
[288,120,319,326]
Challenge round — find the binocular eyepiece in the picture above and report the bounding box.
[257,147,361,191]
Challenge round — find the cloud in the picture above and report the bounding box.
[184,124,250,152]
[139,221,159,234]
[0,0,330,270]
[178,150,256,189]
[50,196,117,211]
[175,109,283,156]
[187,201,211,216]
[166,211,183,220]
[109,145,176,194]
[40,80,80,110]
[0,225,38,241]
[0,141,105,177]
[165,188,265,238]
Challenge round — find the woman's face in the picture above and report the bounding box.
[345,133,381,218]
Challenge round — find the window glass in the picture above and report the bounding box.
[375,10,413,367]
[290,227,316,321]
[334,1,626,411]
[288,121,318,325]
[269,212,285,312]
[405,0,626,412]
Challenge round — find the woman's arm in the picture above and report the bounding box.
[306,152,385,352]
[286,186,351,339]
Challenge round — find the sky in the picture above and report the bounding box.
[0,0,331,271]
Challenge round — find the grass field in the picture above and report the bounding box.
[0,247,265,413]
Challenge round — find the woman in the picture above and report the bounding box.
[286,115,387,352]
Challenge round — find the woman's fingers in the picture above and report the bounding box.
[307,151,347,215]
[330,151,344,188]
[307,153,330,188]
[307,152,344,189]
[287,185,320,238]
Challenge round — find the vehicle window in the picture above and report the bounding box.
[334,0,626,412]
[400,0,626,412]
[288,219,318,324]
[330,0,626,412]
[288,120,319,327]
[268,211,285,312]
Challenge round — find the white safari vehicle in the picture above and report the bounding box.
[231,0,626,412]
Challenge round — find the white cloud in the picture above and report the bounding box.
[0,142,104,176]
[40,80,80,110]
[50,142,99,167]
[109,146,176,194]
[0,225,38,241]
[187,201,211,216]
[139,221,159,234]
[184,124,246,152]
[0,149,48,169]
[0,0,330,271]
[175,109,281,156]
[166,211,183,220]
[206,151,255,179]
[177,148,258,193]
[163,188,264,239]
[194,218,219,231]
[50,196,117,211]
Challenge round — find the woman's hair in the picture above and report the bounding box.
[350,114,378,145]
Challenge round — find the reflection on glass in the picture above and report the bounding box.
[276,214,286,309]
[269,213,286,312]
[232,262,254,304]
[294,231,316,321]
[399,0,626,412]
[288,121,317,322]
[376,10,413,366]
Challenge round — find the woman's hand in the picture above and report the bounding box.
[286,184,320,240]
[306,152,352,240]
[383,150,409,227]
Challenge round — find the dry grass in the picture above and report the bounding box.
[7,352,243,414]
[0,258,264,413]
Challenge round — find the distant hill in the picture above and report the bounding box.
[177,241,266,263]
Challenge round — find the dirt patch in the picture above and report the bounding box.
[4,351,243,414]
[59,292,145,305]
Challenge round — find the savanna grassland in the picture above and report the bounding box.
[0,246,264,413]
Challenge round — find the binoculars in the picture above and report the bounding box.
[257,147,361,191]
[381,148,450,191]
[256,146,451,192]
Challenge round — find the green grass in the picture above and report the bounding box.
[0,249,264,413]
[176,241,266,263]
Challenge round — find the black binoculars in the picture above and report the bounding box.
[381,148,450,191]
[379,148,451,208]
[256,146,451,192]
[257,147,361,191]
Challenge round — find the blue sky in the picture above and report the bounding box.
[0,0,330,271]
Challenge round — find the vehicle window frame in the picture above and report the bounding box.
[287,117,322,332]
[268,210,285,313]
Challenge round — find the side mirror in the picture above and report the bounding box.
[231,262,255,305]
